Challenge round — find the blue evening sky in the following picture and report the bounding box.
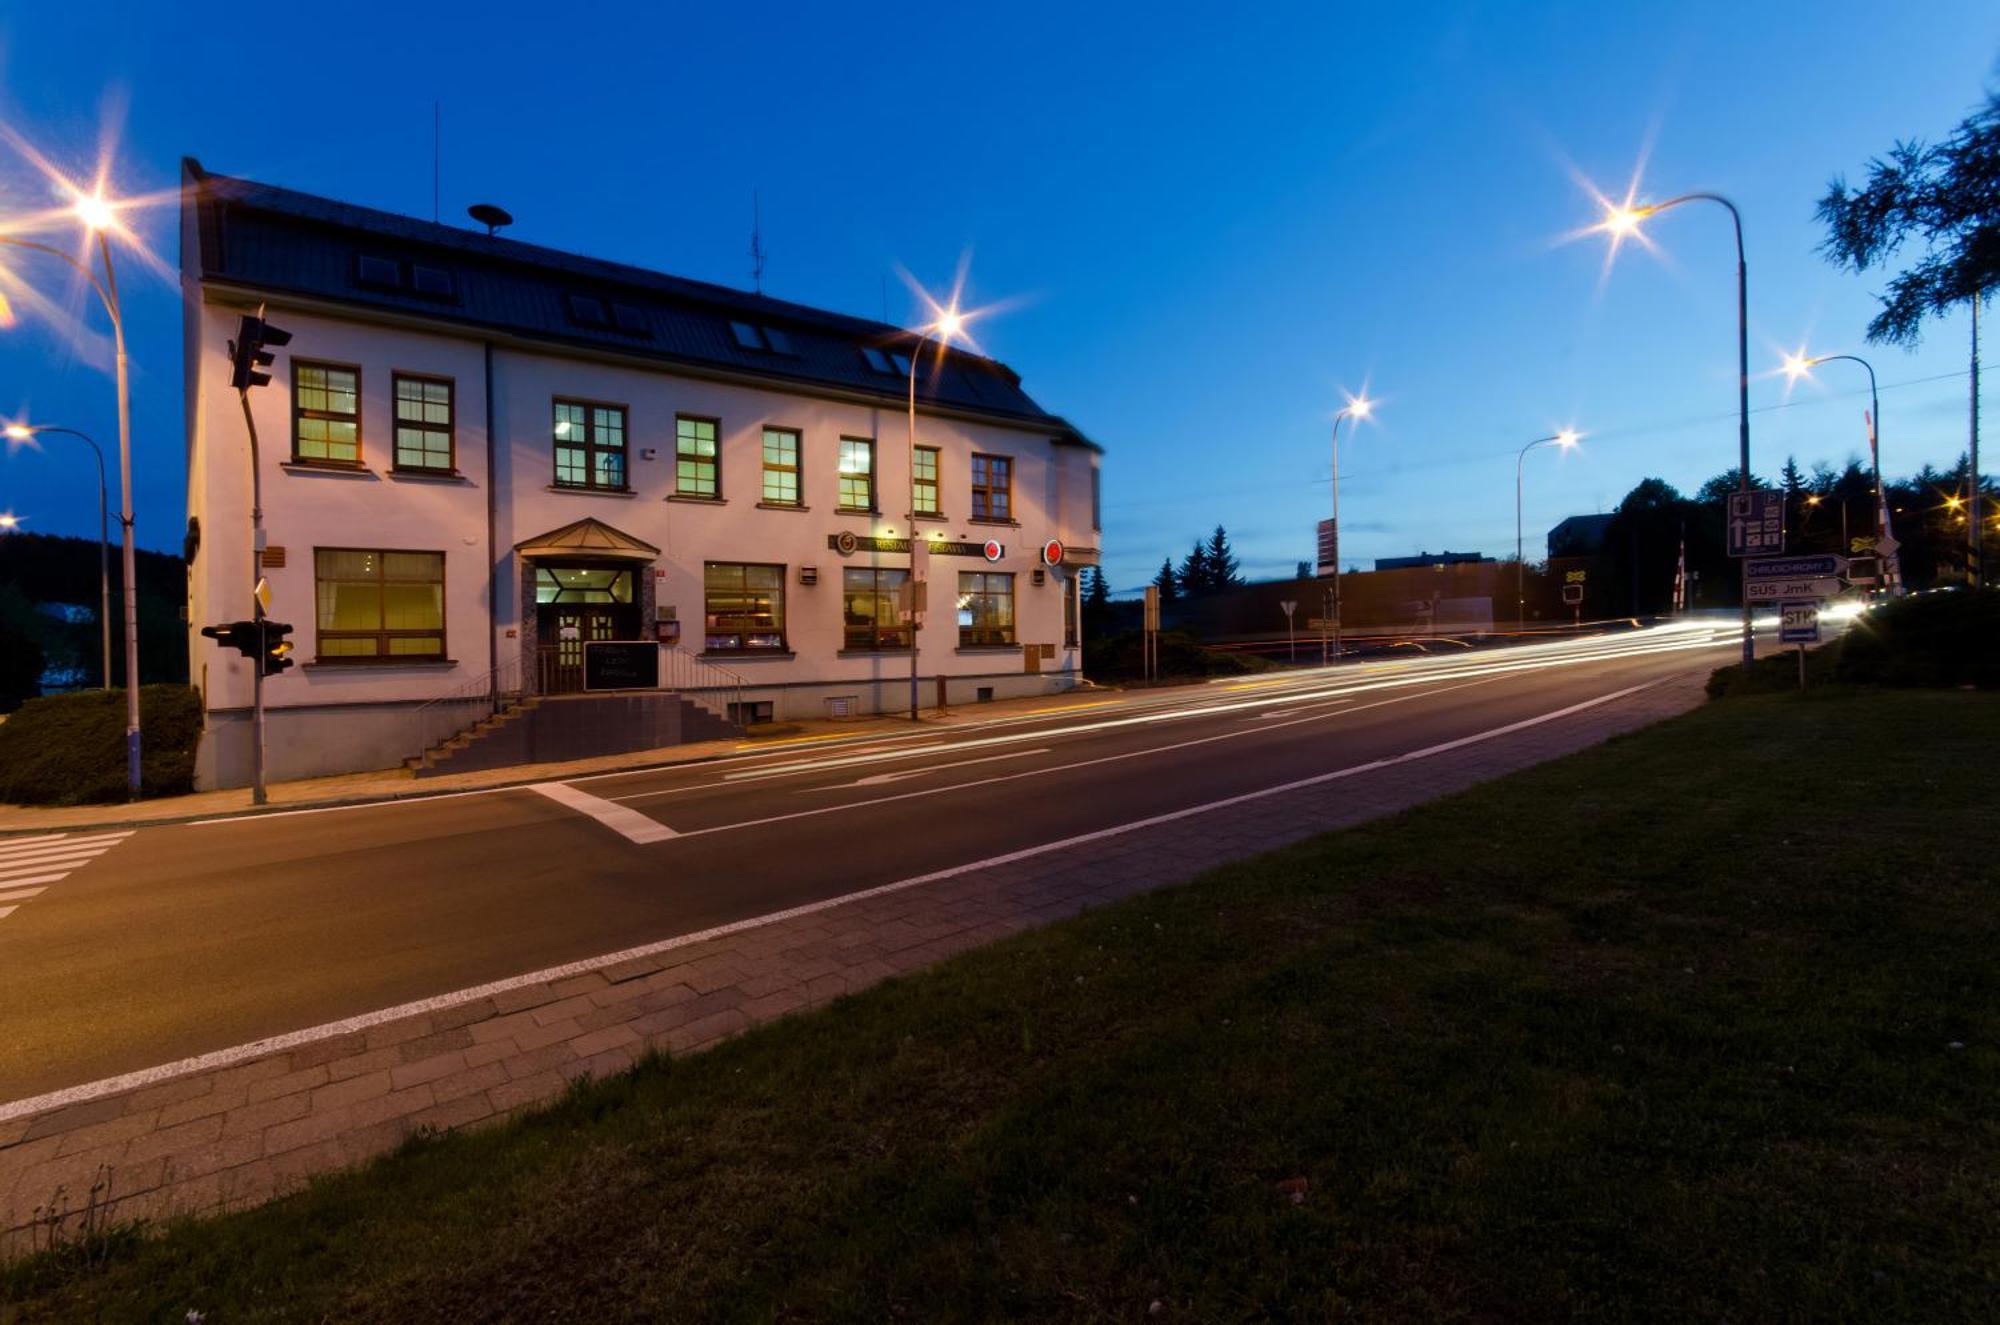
[1,2,1995,592]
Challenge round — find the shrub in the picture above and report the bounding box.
[0,685,203,805]
[1834,588,1998,688]
[1084,629,1267,681]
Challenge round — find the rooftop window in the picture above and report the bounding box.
[861,346,894,374]
[355,255,402,289]
[566,294,609,328]
[610,302,650,335]
[730,321,765,350]
[409,265,454,299]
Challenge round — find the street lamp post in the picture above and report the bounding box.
[1602,193,1755,666]
[1515,430,1580,629]
[0,197,142,795]
[1784,351,1884,555]
[1326,393,1374,665]
[904,308,967,721]
[5,423,112,688]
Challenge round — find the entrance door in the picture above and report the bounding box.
[539,604,633,693]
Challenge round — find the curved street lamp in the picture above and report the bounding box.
[1515,430,1581,629]
[1783,350,1885,557]
[1600,192,1754,666]
[4,421,111,689]
[903,305,968,721]
[1325,392,1374,664]
[0,192,141,793]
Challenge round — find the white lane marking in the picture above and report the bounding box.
[848,748,1052,788]
[0,834,71,849]
[0,678,1660,1126]
[0,831,133,859]
[1251,698,1354,720]
[662,675,1506,839]
[0,907,13,922]
[530,781,678,843]
[0,873,69,891]
[185,784,548,826]
[0,850,119,876]
[0,887,47,903]
[725,744,952,782]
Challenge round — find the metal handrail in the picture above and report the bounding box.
[408,653,526,764]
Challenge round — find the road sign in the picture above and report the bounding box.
[253,576,272,615]
[1306,617,1337,630]
[1279,599,1297,618]
[1561,583,1584,605]
[1746,554,1845,580]
[1778,600,1820,644]
[1846,556,1881,585]
[1727,490,1785,556]
[1747,577,1842,601]
[1564,568,1587,583]
[1143,584,1160,632]
[1316,519,1338,576]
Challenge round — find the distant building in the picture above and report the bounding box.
[1547,513,1614,560]
[1373,550,1491,571]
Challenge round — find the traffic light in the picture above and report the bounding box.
[200,619,295,676]
[259,620,295,677]
[229,312,292,391]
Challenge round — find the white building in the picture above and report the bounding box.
[180,161,1102,788]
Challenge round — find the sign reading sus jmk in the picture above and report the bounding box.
[584,641,661,691]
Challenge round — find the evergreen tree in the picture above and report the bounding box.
[1295,560,1312,580]
[1177,539,1211,595]
[1081,564,1110,613]
[1152,557,1180,603]
[1781,456,1806,496]
[1818,88,2000,345]
[1203,524,1242,589]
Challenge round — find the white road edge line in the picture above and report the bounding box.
[529,781,679,843]
[848,748,1052,789]
[0,678,1657,1125]
[0,887,47,903]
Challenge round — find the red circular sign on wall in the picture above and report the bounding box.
[983,539,1005,562]
[1041,540,1065,566]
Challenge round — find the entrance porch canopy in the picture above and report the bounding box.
[514,516,660,563]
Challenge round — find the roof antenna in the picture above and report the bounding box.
[749,190,766,294]
[431,101,441,222]
[468,203,513,236]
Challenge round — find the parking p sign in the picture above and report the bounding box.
[1778,600,1820,645]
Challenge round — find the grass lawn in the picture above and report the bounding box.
[4,687,1996,1322]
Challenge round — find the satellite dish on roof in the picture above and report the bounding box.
[468,203,513,236]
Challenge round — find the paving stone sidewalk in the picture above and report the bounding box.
[0,668,1708,1256]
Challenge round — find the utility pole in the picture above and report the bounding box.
[1972,293,1983,588]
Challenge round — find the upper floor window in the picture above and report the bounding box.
[314,548,445,660]
[762,427,801,506]
[913,446,941,516]
[704,562,786,652]
[972,453,1013,521]
[837,437,875,512]
[553,400,626,490]
[1091,466,1102,531]
[392,374,454,472]
[958,571,1016,647]
[677,415,720,498]
[293,362,360,465]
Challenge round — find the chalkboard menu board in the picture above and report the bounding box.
[583,641,660,691]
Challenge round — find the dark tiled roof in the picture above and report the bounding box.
[182,159,1095,448]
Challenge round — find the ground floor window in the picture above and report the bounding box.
[957,571,1015,647]
[534,565,634,604]
[1064,573,1079,648]
[314,548,445,659]
[705,562,786,652]
[843,567,910,649]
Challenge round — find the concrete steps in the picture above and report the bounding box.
[409,691,742,778]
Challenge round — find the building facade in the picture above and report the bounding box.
[181,162,1101,788]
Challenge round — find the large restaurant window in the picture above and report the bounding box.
[761,427,801,505]
[912,445,941,516]
[392,374,454,472]
[704,562,786,652]
[293,362,361,464]
[553,400,627,490]
[677,415,720,498]
[837,437,875,512]
[843,567,909,650]
[971,453,1012,521]
[314,548,445,660]
[957,571,1015,646]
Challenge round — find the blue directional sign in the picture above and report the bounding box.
[1727,490,1785,557]
[1746,554,1845,580]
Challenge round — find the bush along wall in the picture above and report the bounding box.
[0,685,203,805]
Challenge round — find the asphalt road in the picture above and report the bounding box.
[0,622,1746,1100]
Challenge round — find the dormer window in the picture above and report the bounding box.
[410,265,454,299]
[566,294,609,328]
[861,346,894,374]
[611,303,650,335]
[730,321,765,350]
[355,255,402,289]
